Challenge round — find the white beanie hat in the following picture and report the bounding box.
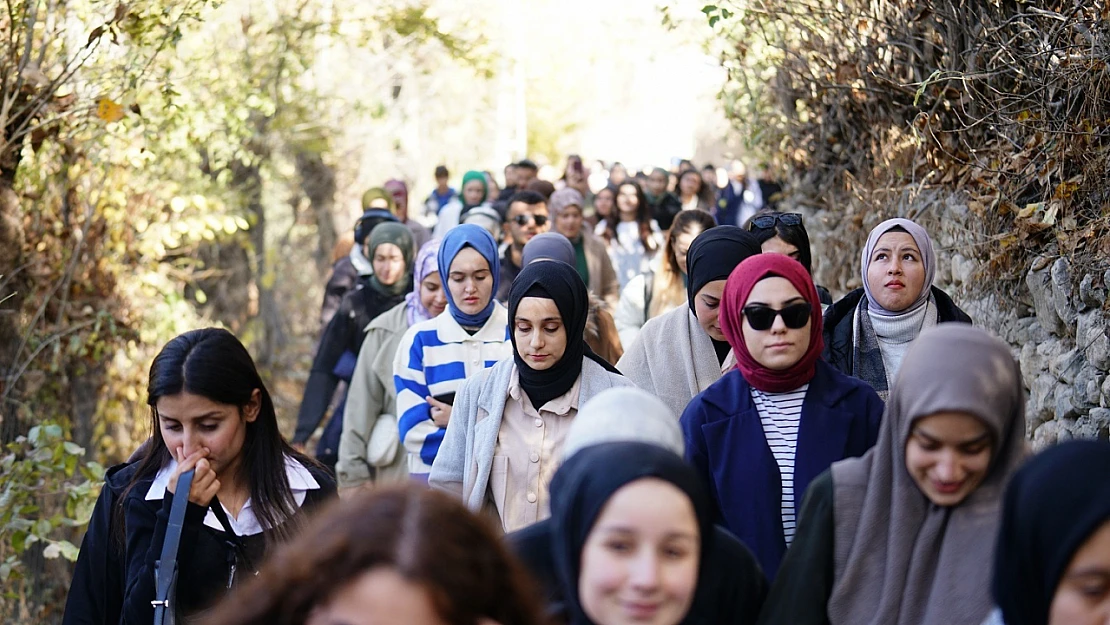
[562,387,683,461]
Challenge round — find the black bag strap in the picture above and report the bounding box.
[209,497,256,575]
[152,468,193,625]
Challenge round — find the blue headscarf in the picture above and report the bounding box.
[437,224,500,327]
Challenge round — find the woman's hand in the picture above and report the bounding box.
[425,395,453,428]
[167,446,221,508]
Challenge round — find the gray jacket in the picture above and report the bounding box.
[429,356,632,513]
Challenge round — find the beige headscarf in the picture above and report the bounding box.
[828,324,1026,625]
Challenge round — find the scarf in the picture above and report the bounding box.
[860,218,937,317]
[549,442,715,625]
[719,254,824,393]
[437,224,500,327]
[993,440,1110,625]
[828,324,1027,625]
[365,222,415,298]
[521,232,576,267]
[685,226,761,312]
[508,261,613,409]
[405,237,442,326]
[461,170,488,207]
[852,294,938,400]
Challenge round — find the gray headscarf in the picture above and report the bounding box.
[561,387,683,461]
[860,218,937,316]
[828,324,1027,625]
[521,232,576,267]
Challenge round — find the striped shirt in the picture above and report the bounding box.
[394,304,512,475]
[750,384,809,545]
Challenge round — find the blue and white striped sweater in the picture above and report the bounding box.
[394,305,511,475]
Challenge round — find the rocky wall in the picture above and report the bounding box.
[803,189,1110,444]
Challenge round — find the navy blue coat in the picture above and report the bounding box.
[680,359,883,580]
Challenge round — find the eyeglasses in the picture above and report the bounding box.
[741,302,812,331]
[512,214,548,227]
[747,213,802,232]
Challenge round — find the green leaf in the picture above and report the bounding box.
[63,442,85,456]
[702,5,717,15]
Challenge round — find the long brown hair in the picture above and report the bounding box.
[600,180,658,254]
[201,485,547,625]
[650,210,717,317]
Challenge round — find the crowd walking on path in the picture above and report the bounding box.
[63,158,1110,625]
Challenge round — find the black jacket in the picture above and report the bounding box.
[63,462,133,625]
[821,286,972,376]
[64,458,335,625]
[294,280,407,443]
[320,257,358,330]
[647,192,683,231]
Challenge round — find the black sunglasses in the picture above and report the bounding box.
[742,302,812,331]
[512,214,548,227]
[747,213,803,232]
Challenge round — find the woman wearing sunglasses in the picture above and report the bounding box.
[823,218,971,401]
[747,210,833,308]
[680,254,882,580]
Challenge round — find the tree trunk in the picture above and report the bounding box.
[0,176,28,442]
[294,150,338,276]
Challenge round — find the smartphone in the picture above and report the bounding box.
[432,392,456,406]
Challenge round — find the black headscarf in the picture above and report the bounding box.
[684,226,761,364]
[508,261,616,409]
[993,440,1110,625]
[685,225,762,312]
[548,442,716,625]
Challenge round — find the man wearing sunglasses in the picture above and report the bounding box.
[496,190,551,302]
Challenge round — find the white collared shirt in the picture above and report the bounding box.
[145,455,320,536]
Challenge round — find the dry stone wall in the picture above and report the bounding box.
[802,189,1110,444]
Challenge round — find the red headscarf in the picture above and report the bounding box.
[720,254,825,392]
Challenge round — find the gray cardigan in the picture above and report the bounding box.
[429,356,632,513]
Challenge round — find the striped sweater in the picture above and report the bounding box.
[750,384,809,545]
[394,304,511,475]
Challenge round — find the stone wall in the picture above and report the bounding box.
[802,189,1110,444]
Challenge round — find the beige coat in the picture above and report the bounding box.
[336,302,410,488]
[582,230,620,311]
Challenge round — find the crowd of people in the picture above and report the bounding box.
[62,157,1110,625]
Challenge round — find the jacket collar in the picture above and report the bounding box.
[434,302,509,343]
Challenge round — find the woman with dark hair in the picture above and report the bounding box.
[511,441,767,625]
[747,210,833,307]
[597,180,662,288]
[618,226,761,417]
[293,222,415,468]
[823,218,971,400]
[615,210,716,347]
[589,185,616,232]
[758,325,1026,625]
[202,485,546,625]
[680,254,882,580]
[676,169,714,213]
[73,329,335,624]
[985,440,1110,625]
[430,260,630,533]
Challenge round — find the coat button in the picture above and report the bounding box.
[526,492,537,503]
[529,452,539,463]
[534,418,543,428]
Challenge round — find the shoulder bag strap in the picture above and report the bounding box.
[208,497,256,576]
[152,468,193,625]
